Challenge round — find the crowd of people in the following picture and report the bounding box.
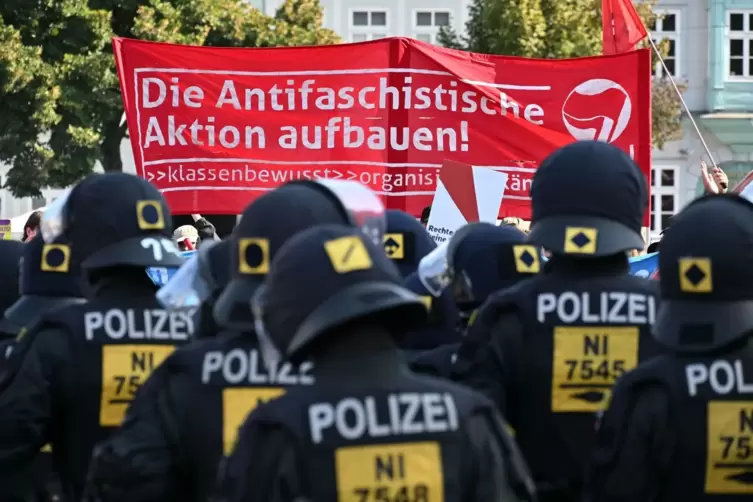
[0,139,748,502]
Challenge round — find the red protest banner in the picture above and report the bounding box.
[113,37,651,219]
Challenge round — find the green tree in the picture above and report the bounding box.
[0,0,338,197]
[438,0,683,149]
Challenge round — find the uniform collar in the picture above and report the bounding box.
[309,326,409,385]
[545,253,630,277]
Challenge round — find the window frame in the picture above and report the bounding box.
[649,9,681,79]
[725,9,753,81]
[411,9,453,45]
[649,165,680,239]
[348,8,390,43]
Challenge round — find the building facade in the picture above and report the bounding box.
[2,0,751,246]
[645,0,753,243]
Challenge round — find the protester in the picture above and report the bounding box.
[501,216,531,234]
[420,204,432,226]
[21,210,42,242]
[700,160,729,194]
[174,224,199,251]
[190,213,219,242]
[173,214,219,251]
[214,224,536,502]
[586,194,753,500]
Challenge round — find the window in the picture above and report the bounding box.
[31,197,46,210]
[412,10,452,44]
[349,10,388,42]
[648,10,680,78]
[727,11,753,78]
[649,166,678,237]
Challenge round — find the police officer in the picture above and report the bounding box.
[452,141,661,501]
[410,222,537,378]
[384,209,437,278]
[0,234,85,339]
[0,234,84,502]
[388,210,458,352]
[171,238,233,340]
[83,180,384,502]
[585,194,753,502]
[0,172,191,501]
[214,224,536,502]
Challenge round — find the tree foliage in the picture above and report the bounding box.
[438,0,683,149]
[0,0,338,196]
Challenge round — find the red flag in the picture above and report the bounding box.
[602,0,648,54]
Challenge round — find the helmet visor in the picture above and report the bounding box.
[417,242,452,297]
[251,284,283,371]
[40,189,73,243]
[155,244,216,309]
[314,179,386,246]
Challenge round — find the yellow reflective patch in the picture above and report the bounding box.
[679,257,713,293]
[222,387,285,455]
[335,442,444,502]
[324,236,372,274]
[40,244,70,273]
[238,238,270,275]
[705,401,753,494]
[551,326,639,413]
[512,245,540,273]
[41,444,52,453]
[563,227,597,255]
[418,296,432,311]
[100,345,175,427]
[136,200,165,230]
[467,309,479,327]
[383,233,405,260]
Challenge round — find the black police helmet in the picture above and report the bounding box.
[196,239,233,339]
[385,209,437,278]
[450,223,537,308]
[0,240,23,317]
[260,224,428,361]
[55,173,181,269]
[655,194,753,352]
[0,234,84,335]
[213,183,351,329]
[201,238,233,295]
[528,141,647,257]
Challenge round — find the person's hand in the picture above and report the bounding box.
[700,161,721,194]
[191,214,202,222]
[713,166,729,193]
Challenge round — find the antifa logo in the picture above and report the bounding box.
[561,79,632,143]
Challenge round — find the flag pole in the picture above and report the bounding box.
[646,36,718,168]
